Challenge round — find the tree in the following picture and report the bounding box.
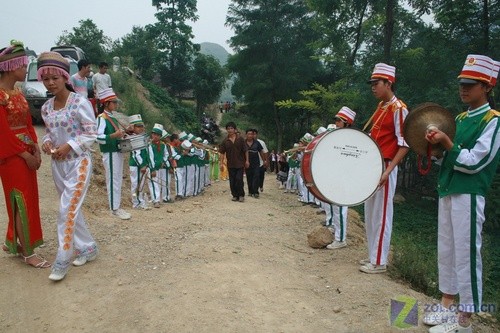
[226,0,321,150]
[276,81,362,144]
[56,19,111,63]
[150,0,199,97]
[112,26,160,80]
[192,53,227,115]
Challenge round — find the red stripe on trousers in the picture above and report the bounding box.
[376,161,390,265]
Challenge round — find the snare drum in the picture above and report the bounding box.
[117,134,149,153]
[301,128,384,206]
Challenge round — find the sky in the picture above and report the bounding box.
[0,0,233,55]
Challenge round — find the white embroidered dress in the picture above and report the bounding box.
[41,92,98,270]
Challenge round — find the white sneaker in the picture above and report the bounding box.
[112,208,131,220]
[429,322,471,333]
[326,240,347,249]
[72,251,98,267]
[423,305,455,326]
[359,258,370,265]
[359,263,386,274]
[49,267,69,281]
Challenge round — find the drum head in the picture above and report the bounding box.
[309,128,383,206]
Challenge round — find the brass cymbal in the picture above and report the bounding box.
[404,102,456,157]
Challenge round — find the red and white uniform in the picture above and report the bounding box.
[364,95,408,265]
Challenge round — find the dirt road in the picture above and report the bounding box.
[0,125,497,333]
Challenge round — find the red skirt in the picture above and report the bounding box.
[0,151,43,255]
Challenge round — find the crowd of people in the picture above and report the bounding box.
[1,39,499,333]
[0,41,229,282]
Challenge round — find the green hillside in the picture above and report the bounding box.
[199,42,234,102]
[199,42,230,66]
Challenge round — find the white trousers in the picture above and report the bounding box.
[186,164,195,197]
[102,151,124,211]
[193,164,201,195]
[148,170,161,203]
[438,194,484,312]
[176,166,187,197]
[364,162,397,266]
[323,203,348,242]
[286,167,298,190]
[52,155,97,270]
[130,166,148,207]
[159,168,172,201]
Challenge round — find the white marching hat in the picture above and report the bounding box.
[458,54,500,86]
[152,123,164,135]
[161,129,170,139]
[369,63,396,83]
[315,126,327,136]
[336,106,356,125]
[181,140,192,150]
[129,114,143,125]
[300,133,314,144]
[97,87,118,103]
[179,131,188,140]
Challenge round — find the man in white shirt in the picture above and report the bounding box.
[254,129,269,192]
[92,62,112,113]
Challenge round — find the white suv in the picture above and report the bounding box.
[21,56,78,123]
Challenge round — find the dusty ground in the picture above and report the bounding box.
[1,125,498,333]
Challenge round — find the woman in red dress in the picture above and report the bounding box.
[0,40,50,268]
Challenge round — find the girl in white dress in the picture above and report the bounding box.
[38,52,98,281]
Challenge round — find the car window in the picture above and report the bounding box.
[27,62,38,81]
[56,50,77,60]
[70,62,78,75]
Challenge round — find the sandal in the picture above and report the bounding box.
[21,253,51,269]
[2,243,23,255]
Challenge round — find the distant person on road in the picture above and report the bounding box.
[269,150,278,174]
[219,121,248,202]
[253,129,268,192]
[38,51,98,281]
[70,59,91,98]
[244,129,264,198]
[0,40,50,269]
[92,62,111,114]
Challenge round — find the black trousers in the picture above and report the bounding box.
[228,167,245,198]
[258,166,266,189]
[270,161,277,173]
[245,166,260,195]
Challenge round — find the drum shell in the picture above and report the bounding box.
[301,132,329,202]
[300,128,384,206]
[118,134,149,153]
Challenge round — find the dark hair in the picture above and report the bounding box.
[246,129,253,134]
[99,62,108,68]
[170,133,179,141]
[486,86,497,109]
[225,121,237,129]
[65,83,75,93]
[253,128,259,134]
[77,59,90,70]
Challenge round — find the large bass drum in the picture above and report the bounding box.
[301,128,384,206]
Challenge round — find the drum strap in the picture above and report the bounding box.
[362,103,390,133]
[101,112,120,132]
